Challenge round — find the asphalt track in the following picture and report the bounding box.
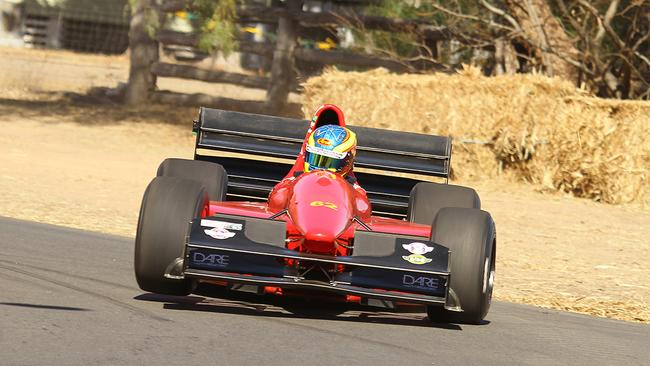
[0,217,648,365]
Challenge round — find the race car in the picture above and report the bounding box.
[134,105,496,324]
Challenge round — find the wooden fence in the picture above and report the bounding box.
[125,0,454,115]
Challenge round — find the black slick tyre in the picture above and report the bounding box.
[134,176,208,296]
[407,182,480,225]
[426,207,496,324]
[157,158,227,201]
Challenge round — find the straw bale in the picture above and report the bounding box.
[302,67,650,205]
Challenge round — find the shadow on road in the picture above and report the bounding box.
[0,302,90,311]
[134,289,467,330]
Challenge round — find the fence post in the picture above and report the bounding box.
[265,0,301,115]
[125,0,159,105]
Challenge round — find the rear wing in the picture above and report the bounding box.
[193,108,452,218]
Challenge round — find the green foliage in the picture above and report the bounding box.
[353,1,429,60]
[352,1,482,66]
[143,7,160,39]
[128,0,238,56]
[365,0,426,19]
[191,0,238,55]
[127,0,160,39]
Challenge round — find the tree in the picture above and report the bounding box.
[356,0,650,99]
[503,0,580,81]
[125,0,159,106]
[125,0,238,105]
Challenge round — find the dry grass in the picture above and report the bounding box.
[302,67,650,206]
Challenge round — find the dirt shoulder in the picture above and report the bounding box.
[0,97,648,323]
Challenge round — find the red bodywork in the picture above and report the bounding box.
[207,171,431,253]
[202,104,431,302]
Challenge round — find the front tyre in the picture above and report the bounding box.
[407,182,480,225]
[426,207,496,324]
[134,177,208,295]
[156,158,227,202]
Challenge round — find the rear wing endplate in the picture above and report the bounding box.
[193,108,451,218]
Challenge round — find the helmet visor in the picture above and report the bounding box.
[305,145,348,172]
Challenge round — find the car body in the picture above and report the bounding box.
[135,106,496,323]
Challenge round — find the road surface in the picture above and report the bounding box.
[0,217,647,365]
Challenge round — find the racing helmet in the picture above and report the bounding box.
[304,125,357,176]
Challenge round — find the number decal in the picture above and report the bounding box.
[317,138,332,146]
[310,201,338,210]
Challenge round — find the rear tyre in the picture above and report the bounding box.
[157,158,227,201]
[407,182,480,225]
[426,208,496,324]
[134,177,208,295]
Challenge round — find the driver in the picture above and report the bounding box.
[268,120,370,217]
[304,124,356,177]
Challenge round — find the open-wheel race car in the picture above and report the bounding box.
[134,105,496,324]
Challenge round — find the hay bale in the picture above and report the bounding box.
[302,67,650,205]
[541,97,650,204]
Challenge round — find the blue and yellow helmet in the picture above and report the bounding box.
[304,125,357,176]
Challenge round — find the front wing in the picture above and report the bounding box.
[179,214,455,309]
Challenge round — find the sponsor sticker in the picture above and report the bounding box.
[305,144,346,159]
[204,227,236,240]
[403,274,439,290]
[317,138,332,146]
[200,219,243,231]
[402,254,433,265]
[309,200,338,210]
[402,242,434,255]
[191,252,230,268]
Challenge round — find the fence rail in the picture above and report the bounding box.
[161,2,452,40]
[126,0,453,114]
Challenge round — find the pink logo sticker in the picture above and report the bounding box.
[402,242,434,255]
[204,227,236,240]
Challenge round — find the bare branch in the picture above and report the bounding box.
[594,0,620,46]
[428,2,515,32]
[479,0,523,33]
[554,0,585,38]
[576,0,650,69]
[632,31,650,51]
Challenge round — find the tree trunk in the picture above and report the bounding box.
[494,39,519,75]
[125,0,159,106]
[504,0,579,82]
[265,0,301,115]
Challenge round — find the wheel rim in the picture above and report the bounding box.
[482,254,495,302]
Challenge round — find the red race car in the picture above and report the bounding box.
[134,105,496,324]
